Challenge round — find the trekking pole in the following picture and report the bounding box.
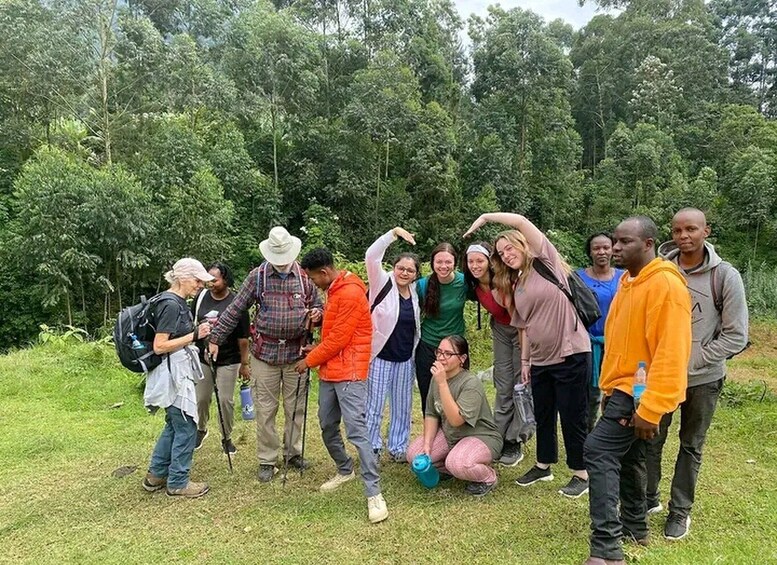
[282,373,303,487]
[299,316,315,478]
[207,355,233,474]
[299,367,311,478]
[282,313,314,486]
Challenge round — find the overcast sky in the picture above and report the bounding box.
[453,0,604,31]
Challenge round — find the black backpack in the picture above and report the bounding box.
[367,278,393,314]
[533,260,602,331]
[114,294,179,373]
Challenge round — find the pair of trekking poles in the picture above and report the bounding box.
[206,318,314,483]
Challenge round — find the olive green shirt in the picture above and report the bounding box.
[425,369,503,458]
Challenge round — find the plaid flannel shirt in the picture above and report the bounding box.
[210,262,321,365]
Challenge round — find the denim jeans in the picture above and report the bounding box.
[149,406,197,489]
[584,390,647,561]
[318,379,381,497]
[645,377,724,517]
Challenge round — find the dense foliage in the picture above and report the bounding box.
[0,0,775,346]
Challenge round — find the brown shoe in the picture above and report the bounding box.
[142,473,166,492]
[582,558,626,565]
[623,530,649,546]
[166,481,210,498]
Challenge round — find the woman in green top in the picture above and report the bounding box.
[406,335,503,496]
[415,242,467,414]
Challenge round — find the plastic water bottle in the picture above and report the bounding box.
[633,361,647,407]
[411,454,440,489]
[130,333,145,351]
[240,385,255,420]
[513,383,536,426]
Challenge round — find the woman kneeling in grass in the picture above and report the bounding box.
[406,335,503,496]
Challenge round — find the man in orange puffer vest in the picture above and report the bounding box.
[296,248,388,524]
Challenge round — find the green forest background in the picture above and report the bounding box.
[1,0,775,348]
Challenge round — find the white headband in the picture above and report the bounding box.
[466,244,491,258]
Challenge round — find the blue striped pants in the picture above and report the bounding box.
[366,356,414,455]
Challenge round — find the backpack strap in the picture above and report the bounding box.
[193,289,208,322]
[532,259,580,330]
[370,278,394,314]
[532,259,574,304]
[710,264,724,314]
[255,262,268,305]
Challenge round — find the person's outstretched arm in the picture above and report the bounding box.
[464,212,545,255]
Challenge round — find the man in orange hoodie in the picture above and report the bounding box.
[295,248,388,524]
[582,217,691,565]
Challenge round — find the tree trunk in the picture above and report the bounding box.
[271,102,279,195]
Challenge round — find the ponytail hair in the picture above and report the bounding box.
[422,242,458,319]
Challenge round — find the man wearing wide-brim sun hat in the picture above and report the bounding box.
[208,227,322,483]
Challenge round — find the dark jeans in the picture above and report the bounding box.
[149,406,197,489]
[414,340,437,415]
[531,352,589,470]
[584,390,647,561]
[645,377,724,517]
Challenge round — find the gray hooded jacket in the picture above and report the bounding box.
[658,241,749,387]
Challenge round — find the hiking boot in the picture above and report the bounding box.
[664,512,691,541]
[194,429,208,450]
[367,493,388,524]
[465,478,498,497]
[582,558,625,565]
[515,465,554,486]
[142,473,166,492]
[320,470,356,492]
[647,501,664,515]
[287,455,311,470]
[223,439,237,456]
[559,476,589,499]
[166,481,209,498]
[257,464,278,483]
[498,442,524,467]
[389,451,407,464]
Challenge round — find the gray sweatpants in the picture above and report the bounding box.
[318,379,381,498]
[490,318,524,445]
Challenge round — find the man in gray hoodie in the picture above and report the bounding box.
[646,208,749,541]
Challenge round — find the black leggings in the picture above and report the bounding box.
[414,340,438,415]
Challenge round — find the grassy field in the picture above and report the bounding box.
[0,322,776,564]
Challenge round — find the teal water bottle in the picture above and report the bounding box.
[633,361,647,408]
[411,454,440,489]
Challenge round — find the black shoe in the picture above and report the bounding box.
[558,476,589,498]
[439,472,454,482]
[515,465,554,486]
[257,464,277,483]
[623,530,649,546]
[498,442,524,467]
[287,455,311,470]
[194,429,208,450]
[222,439,237,455]
[465,478,497,497]
[664,512,691,541]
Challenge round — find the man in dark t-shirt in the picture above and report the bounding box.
[192,262,250,455]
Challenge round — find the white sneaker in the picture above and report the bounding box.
[647,502,664,515]
[367,493,388,524]
[319,471,356,492]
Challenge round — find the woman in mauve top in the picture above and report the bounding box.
[463,241,529,468]
[465,212,592,500]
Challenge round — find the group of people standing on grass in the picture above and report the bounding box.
[139,207,749,564]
